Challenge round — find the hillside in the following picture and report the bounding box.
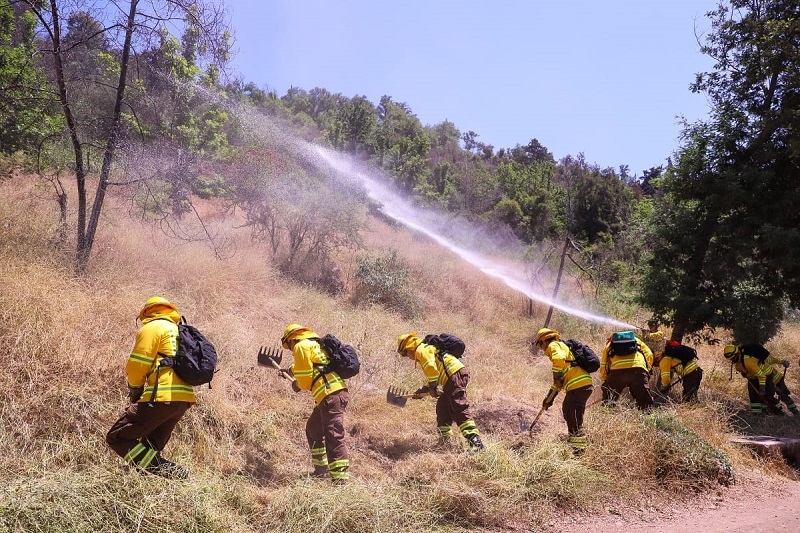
[1,172,800,533]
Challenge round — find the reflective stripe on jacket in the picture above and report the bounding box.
[413,343,440,388]
[736,355,772,386]
[659,356,700,388]
[546,340,592,391]
[127,311,196,404]
[414,343,464,388]
[291,336,346,404]
[600,338,653,381]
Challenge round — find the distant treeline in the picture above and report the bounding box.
[1,0,799,343]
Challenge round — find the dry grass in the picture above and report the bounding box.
[1,176,799,532]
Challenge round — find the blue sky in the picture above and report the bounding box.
[224,0,718,176]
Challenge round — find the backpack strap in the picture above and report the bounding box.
[309,338,331,389]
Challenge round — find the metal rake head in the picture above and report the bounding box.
[257,345,282,368]
[386,386,411,408]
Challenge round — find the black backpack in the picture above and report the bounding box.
[664,343,697,364]
[422,333,466,358]
[159,316,218,386]
[740,343,770,362]
[564,339,601,373]
[316,334,361,379]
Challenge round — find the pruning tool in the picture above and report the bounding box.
[257,346,295,382]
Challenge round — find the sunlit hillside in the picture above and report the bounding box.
[1,170,799,533]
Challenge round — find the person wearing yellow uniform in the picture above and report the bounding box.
[767,355,798,414]
[106,296,195,479]
[536,328,593,454]
[642,319,666,377]
[600,330,653,410]
[397,332,484,451]
[282,324,351,483]
[658,341,703,402]
[724,344,781,414]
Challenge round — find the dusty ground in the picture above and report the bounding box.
[555,467,800,533]
[469,398,800,533]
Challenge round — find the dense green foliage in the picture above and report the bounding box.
[0,2,62,154]
[1,0,798,341]
[639,0,800,343]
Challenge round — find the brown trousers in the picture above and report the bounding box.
[602,367,653,409]
[106,401,191,458]
[563,385,593,436]
[306,389,350,464]
[681,368,703,402]
[747,376,779,409]
[436,367,473,429]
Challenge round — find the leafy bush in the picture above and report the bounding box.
[352,251,416,318]
[644,411,735,488]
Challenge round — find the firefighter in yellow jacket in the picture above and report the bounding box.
[536,328,593,454]
[397,333,484,451]
[282,324,350,483]
[600,330,653,409]
[106,296,194,479]
[724,344,782,414]
[642,319,665,379]
[768,356,799,414]
[658,341,703,402]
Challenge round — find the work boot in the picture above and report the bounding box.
[310,466,328,479]
[144,455,189,480]
[466,435,484,452]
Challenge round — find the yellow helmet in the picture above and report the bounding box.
[281,323,309,349]
[138,296,176,321]
[536,328,559,345]
[397,332,419,354]
[723,345,739,359]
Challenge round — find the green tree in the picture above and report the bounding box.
[372,95,431,191]
[640,0,800,342]
[21,0,231,272]
[0,1,61,154]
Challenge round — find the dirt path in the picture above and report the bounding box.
[558,470,800,533]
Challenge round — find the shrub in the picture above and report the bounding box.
[352,250,416,318]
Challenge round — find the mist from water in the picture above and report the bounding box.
[304,144,637,331]
[205,88,637,330]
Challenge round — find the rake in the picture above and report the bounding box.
[386,386,425,408]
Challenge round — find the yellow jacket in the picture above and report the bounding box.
[127,306,196,404]
[735,355,772,387]
[545,340,592,391]
[659,355,700,388]
[414,342,464,389]
[643,330,666,362]
[600,337,653,381]
[290,332,347,405]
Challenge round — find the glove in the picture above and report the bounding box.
[783,360,790,369]
[414,385,430,396]
[128,386,144,403]
[542,387,558,409]
[291,380,301,393]
[430,387,441,398]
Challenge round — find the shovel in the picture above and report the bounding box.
[386,386,425,408]
[258,346,295,382]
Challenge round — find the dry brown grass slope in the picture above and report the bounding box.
[1,175,799,533]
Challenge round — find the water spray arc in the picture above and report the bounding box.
[311,145,637,331]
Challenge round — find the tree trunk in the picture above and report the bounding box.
[78,0,139,273]
[46,0,87,270]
